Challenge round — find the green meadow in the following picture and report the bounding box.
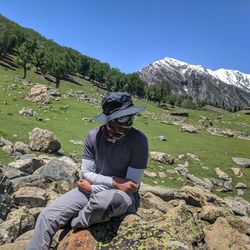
[0,58,249,201]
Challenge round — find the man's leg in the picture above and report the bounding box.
[71,189,136,229]
[26,188,89,250]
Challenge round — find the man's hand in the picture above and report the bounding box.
[77,179,92,194]
[112,177,139,193]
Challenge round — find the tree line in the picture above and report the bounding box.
[0,14,210,109]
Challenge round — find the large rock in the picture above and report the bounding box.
[204,217,250,250]
[181,185,227,207]
[200,204,234,223]
[156,204,204,249]
[8,158,43,175]
[25,84,50,104]
[29,127,61,153]
[0,169,13,220]
[225,215,250,235]
[140,192,174,212]
[224,196,250,216]
[57,214,187,250]
[150,151,174,164]
[232,157,250,167]
[13,141,31,155]
[215,167,231,181]
[35,158,79,183]
[0,165,27,180]
[13,186,48,207]
[0,137,13,147]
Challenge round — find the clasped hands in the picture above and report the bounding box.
[77,177,139,194]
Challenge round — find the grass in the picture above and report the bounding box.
[0,58,250,202]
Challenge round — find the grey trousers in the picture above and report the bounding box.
[26,188,137,250]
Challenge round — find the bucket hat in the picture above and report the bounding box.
[94,92,144,125]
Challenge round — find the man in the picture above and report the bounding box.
[26,92,148,250]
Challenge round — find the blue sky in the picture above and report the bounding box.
[0,0,249,73]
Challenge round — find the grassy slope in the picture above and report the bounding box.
[0,58,249,201]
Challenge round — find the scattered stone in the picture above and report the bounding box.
[29,127,61,153]
[150,151,174,164]
[170,112,189,117]
[215,167,231,181]
[81,117,92,122]
[232,157,250,167]
[175,166,189,176]
[2,145,13,154]
[158,172,166,178]
[13,141,30,155]
[8,158,43,175]
[25,85,50,104]
[19,107,38,117]
[144,170,157,178]
[186,153,200,161]
[235,182,247,189]
[0,137,13,147]
[204,217,250,250]
[69,140,84,145]
[237,189,246,196]
[13,186,48,207]
[186,174,213,191]
[48,89,61,97]
[178,154,186,160]
[154,135,167,141]
[166,169,178,175]
[181,124,198,133]
[207,127,234,137]
[231,167,243,177]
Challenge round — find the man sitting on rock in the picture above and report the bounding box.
[27,92,148,250]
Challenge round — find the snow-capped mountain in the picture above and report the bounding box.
[139,57,250,109]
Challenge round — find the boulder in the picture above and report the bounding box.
[181,186,227,207]
[232,157,250,168]
[225,215,250,235]
[200,204,234,223]
[35,158,79,183]
[48,89,61,97]
[224,197,250,216]
[150,151,174,164]
[29,127,61,153]
[18,107,38,117]
[175,166,189,176]
[187,153,200,161]
[0,170,13,220]
[204,217,250,250]
[25,84,50,104]
[8,158,43,175]
[13,141,31,155]
[156,204,204,248]
[181,124,198,133]
[235,182,247,189]
[141,192,174,212]
[57,214,186,250]
[0,165,27,179]
[13,186,48,207]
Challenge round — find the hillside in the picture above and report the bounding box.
[0,56,250,201]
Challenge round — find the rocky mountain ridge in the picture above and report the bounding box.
[139,57,250,109]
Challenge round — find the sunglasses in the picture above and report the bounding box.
[116,114,134,123]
